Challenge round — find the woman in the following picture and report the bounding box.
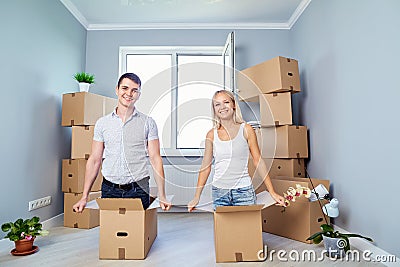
[188,90,285,211]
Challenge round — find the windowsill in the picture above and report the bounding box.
[160,148,205,157]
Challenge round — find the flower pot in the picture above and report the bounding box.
[322,235,346,258]
[14,237,35,252]
[78,82,91,92]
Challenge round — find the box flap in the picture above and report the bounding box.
[256,191,276,209]
[194,201,214,212]
[86,199,100,209]
[215,204,263,213]
[147,195,174,210]
[195,192,275,213]
[96,198,144,210]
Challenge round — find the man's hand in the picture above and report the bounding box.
[73,198,88,213]
[187,197,200,212]
[158,196,172,211]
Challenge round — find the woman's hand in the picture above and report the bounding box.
[187,197,200,212]
[271,192,285,206]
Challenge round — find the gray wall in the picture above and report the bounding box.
[291,0,400,257]
[0,0,86,238]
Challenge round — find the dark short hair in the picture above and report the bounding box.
[117,73,141,88]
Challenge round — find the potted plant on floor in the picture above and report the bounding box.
[307,223,373,258]
[1,216,49,255]
[73,72,95,92]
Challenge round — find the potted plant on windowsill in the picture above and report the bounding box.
[1,216,49,256]
[73,72,95,92]
[307,223,373,258]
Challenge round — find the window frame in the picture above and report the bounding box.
[119,46,224,156]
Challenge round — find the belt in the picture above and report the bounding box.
[102,178,142,190]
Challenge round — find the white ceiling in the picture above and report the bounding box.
[60,0,311,30]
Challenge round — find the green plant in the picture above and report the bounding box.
[73,72,95,84]
[1,216,49,241]
[306,224,373,252]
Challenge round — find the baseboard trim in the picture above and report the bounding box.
[42,213,64,229]
[334,225,399,266]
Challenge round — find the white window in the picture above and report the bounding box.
[119,46,224,156]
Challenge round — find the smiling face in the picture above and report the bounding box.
[212,91,235,121]
[115,78,141,108]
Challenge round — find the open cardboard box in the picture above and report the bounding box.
[261,177,330,243]
[197,191,276,263]
[86,196,172,260]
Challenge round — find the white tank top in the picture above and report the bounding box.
[212,123,252,189]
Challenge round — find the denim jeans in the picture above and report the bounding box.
[101,177,150,209]
[212,184,256,210]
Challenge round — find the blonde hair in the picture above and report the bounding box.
[212,90,244,129]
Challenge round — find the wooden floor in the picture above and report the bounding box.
[0,210,385,267]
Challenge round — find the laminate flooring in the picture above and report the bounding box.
[0,211,385,267]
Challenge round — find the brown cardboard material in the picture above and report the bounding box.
[61,92,118,126]
[104,96,117,115]
[64,191,101,229]
[62,159,103,193]
[259,93,292,127]
[214,205,265,262]
[237,56,301,102]
[249,158,305,193]
[71,126,94,159]
[61,92,104,126]
[261,177,330,243]
[254,127,262,148]
[260,125,308,158]
[96,198,157,260]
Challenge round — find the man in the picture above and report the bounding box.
[73,73,171,212]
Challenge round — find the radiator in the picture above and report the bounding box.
[149,165,213,206]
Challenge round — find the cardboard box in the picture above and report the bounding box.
[62,159,103,193]
[214,205,264,262]
[197,192,275,263]
[259,92,292,127]
[62,92,104,126]
[237,56,300,102]
[260,125,308,158]
[96,198,157,260]
[104,96,117,115]
[254,127,262,148]
[71,126,94,159]
[64,191,101,229]
[249,158,305,193]
[261,177,330,243]
[61,92,118,126]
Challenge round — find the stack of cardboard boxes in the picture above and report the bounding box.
[61,92,117,229]
[237,56,330,243]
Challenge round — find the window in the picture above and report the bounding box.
[120,46,224,156]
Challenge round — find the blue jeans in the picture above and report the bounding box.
[212,184,256,210]
[101,177,150,209]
